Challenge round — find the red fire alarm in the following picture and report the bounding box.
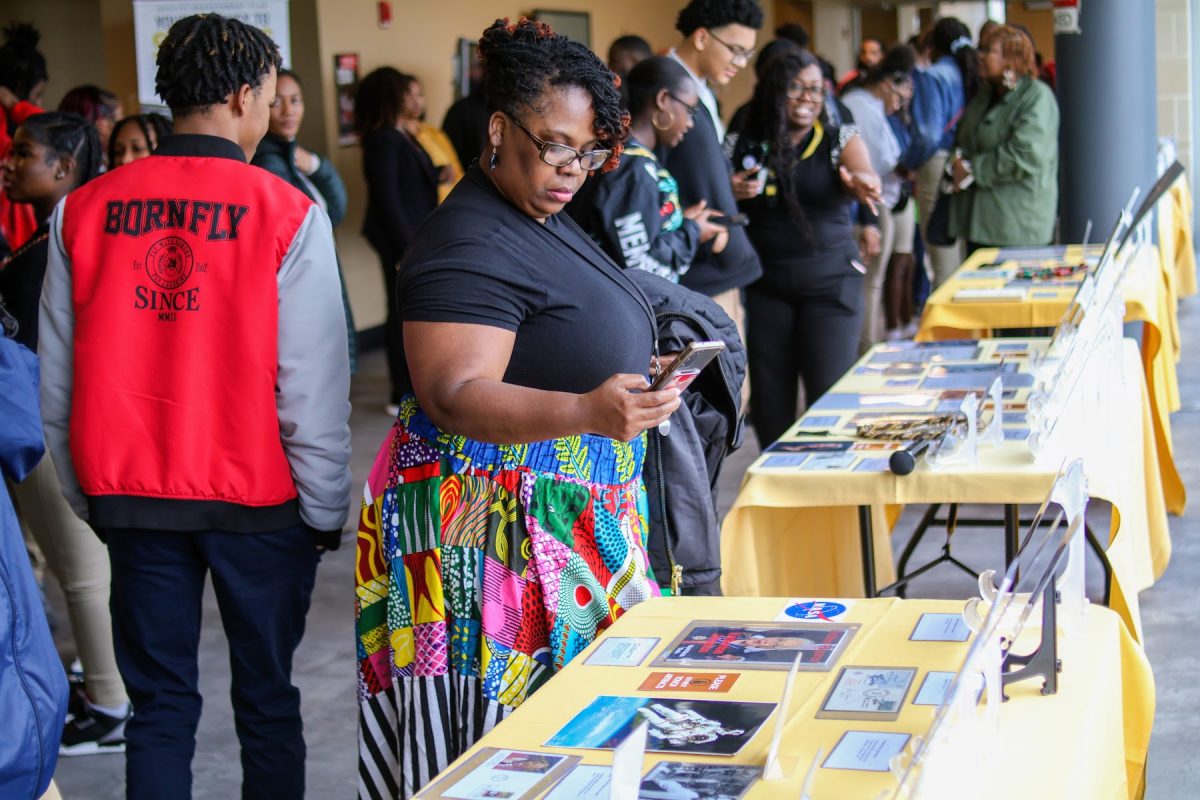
[378,1,392,29]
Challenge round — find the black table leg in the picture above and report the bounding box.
[1004,503,1020,567]
[859,505,876,598]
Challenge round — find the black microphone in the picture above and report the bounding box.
[889,438,935,475]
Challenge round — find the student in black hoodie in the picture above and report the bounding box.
[570,56,728,282]
[665,0,765,360]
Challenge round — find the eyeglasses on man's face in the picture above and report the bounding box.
[706,30,756,67]
[786,82,826,101]
[668,93,700,119]
[509,115,611,171]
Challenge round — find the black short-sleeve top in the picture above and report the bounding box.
[396,166,656,397]
[730,122,859,265]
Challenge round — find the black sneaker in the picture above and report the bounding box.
[60,703,131,756]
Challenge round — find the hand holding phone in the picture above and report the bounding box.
[649,340,726,392]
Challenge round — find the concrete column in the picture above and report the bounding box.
[1056,1,1157,241]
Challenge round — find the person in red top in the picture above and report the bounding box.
[0,22,47,254]
[38,14,352,799]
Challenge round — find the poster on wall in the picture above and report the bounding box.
[334,53,360,146]
[132,1,292,108]
[1052,0,1082,35]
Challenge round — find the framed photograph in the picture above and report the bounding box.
[640,762,761,800]
[455,38,480,101]
[545,696,775,757]
[533,10,591,46]
[652,620,859,671]
[419,747,580,799]
[333,53,360,146]
[816,666,917,721]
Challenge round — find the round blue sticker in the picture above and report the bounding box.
[784,601,849,621]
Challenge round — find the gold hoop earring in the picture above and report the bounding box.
[652,109,675,131]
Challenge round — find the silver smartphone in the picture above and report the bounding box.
[649,340,726,392]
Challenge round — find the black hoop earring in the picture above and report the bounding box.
[489,146,499,171]
[652,110,675,131]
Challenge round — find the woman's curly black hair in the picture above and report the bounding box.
[154,14,281,116]
[0,22,48,101]
[675,0,764,36]
[743,49,823,239]
[20,111,103,189]
[107,113,174,166]
[478,18,627,173]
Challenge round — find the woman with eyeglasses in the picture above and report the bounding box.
[947,25,1058,251]
[570,56,728,282]
[354,19,678,797]
[355,67,441,415]
[727,49,882,446]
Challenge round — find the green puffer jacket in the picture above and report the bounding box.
[949,76,1059,246]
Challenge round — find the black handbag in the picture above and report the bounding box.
[925,186,955,246]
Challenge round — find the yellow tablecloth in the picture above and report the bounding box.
[421,597,1154,800]
[1158,178,1197,298]
[916,243,1185,515]
[720,339,1169,641]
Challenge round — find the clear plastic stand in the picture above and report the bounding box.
[608,721,647,800]
[883,461,1089,799]
[927,392,980,468]
[763,653,803,780]
[980,375,1004,449]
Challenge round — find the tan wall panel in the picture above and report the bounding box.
[312,0,772,330]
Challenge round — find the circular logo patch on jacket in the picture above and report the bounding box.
[144,237,194,290]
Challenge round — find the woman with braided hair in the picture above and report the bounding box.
[0,111,128,758]
[354,18,677,797]
[0,22,49,254]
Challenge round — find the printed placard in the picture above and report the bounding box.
[653,620,859,671]
[637,671,740,693]
[816,666,917,721]
[420,748,580,799]
[822,731,911,772]
[584,637,659,667]
[909,613,972,642]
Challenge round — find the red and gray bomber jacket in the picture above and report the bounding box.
[38,134,352,534]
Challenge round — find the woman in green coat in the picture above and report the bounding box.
[948,25,1058,251]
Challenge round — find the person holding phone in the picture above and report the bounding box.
[570,56,728,282]
[354,20,679,798]
[727,49,882,446]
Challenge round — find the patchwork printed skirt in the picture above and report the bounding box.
[355,400,660,799]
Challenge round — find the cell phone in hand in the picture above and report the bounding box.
[710,213,750,227]
[649,340,726,392]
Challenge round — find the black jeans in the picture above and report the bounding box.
[746,268,864,446]
[375,249,405,406]
[106,524,319,800]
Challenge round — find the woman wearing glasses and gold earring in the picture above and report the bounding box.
[570,56,730,282]
[354,19,680,798]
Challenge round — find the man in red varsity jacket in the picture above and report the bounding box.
[38,15,351,799]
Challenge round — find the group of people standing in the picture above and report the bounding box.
[0,4,1063,800]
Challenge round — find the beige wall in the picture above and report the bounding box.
[1156,0,1193,173]
[309,0,771,330]
[3,1,106,109]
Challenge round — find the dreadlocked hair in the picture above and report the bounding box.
[745,49,822,240]
[0,22,48,101]
[20,112,103,188]
[478,17,627,173]
[154,14,281,117]
[352,68,417,136]
[107,112,174,166]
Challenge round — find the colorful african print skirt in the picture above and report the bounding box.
[355,399,660,799]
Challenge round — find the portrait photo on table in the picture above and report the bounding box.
[545,696,775,756]
[639,761,762,800]
[653,620,859,670]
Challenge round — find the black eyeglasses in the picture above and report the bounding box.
[509,115,612,171]
[785,82,826,101]
[668,93,700,119]
[706,30,756,66]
